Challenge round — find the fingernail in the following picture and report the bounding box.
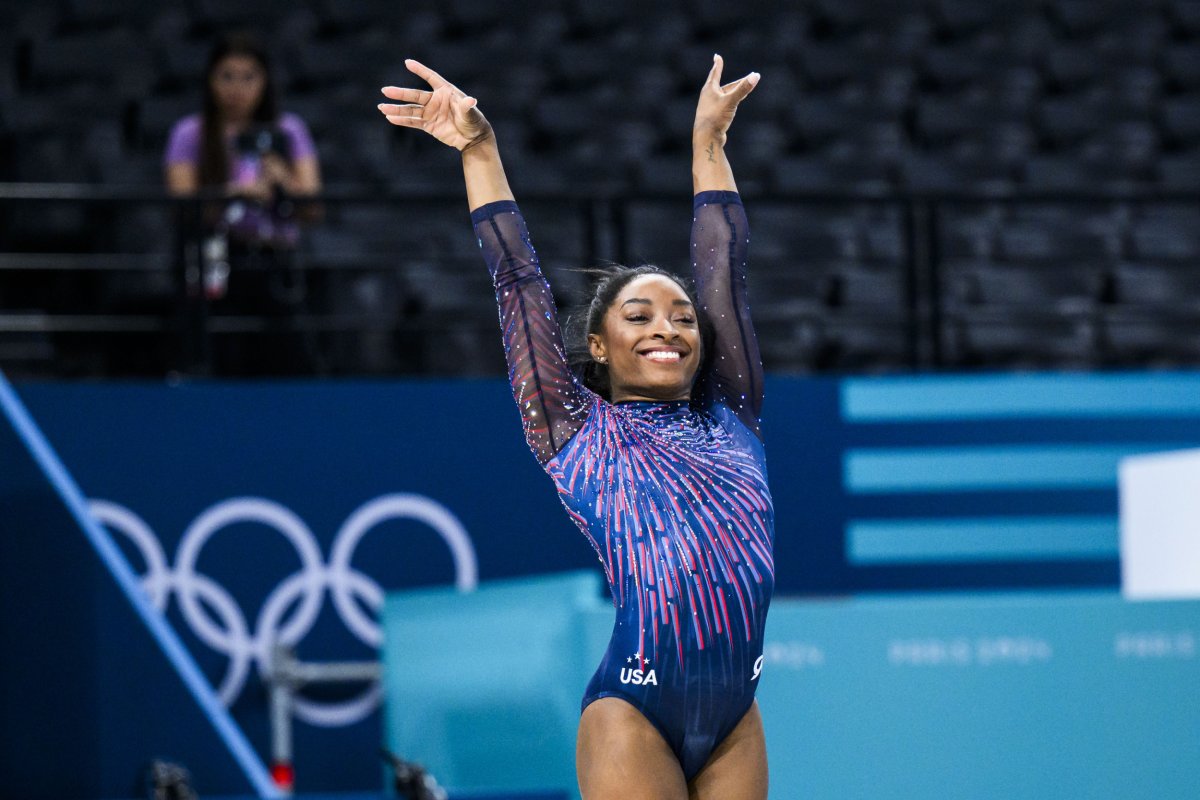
[713,53,719,61]
[748,72,760,85]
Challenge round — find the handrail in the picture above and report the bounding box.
[3,183,1199,378]
[2,181,1200,203]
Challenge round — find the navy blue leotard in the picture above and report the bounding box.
[472,190,774,781]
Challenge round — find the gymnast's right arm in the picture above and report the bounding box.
[379,60,589,464]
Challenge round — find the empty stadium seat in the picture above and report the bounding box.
[623,201,689,266]
[1165,43,1200,90]
[1113,262,1200,305]
[633,155,690,194]
[190,0,305,33]
[1158,152,1200,188]
[1101,308,1200,366]
[1042,42,1103,89]
[1079,122,1160,170]
[1163,96,1200,142]
[1037,94,1112,147]
[997,218,1119,262]
[922,41,1022,90]
[1129,217,1200,260]
[27,31,155,98]
[942,311,1100,368]
[940,209,1001,259]
[827,264,907,309]
[60,0,162,33]
[820,312,912,371]
[772,156,892,194]
[900,152,1016,192]
[942,261,1106,312]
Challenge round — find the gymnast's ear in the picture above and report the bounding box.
[587,332,607,363]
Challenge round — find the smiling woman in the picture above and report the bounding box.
[379,56,773,800]
[563,265,710,404]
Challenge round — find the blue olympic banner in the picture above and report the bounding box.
[8,372,1200,793]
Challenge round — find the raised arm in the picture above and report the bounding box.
[379,60,589,464]
[690,55,764,436]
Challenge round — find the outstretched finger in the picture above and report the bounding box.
[404,58,450,90]
[377,103,422,116]
[383,113,425,130]
[381,85,431,104]
[722,72,761,103]
[707,53,724,88]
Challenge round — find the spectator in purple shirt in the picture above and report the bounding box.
[165,32,320,251]
[164,32,322,373]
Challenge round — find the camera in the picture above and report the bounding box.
[234,126,290,159]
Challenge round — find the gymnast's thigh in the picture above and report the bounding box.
[687,700,768,800]
[576,696,688,800]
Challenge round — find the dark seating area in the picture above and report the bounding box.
[3,0,1200,377]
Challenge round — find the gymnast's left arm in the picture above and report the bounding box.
[689,54,764,436]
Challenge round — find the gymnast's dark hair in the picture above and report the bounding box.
[199,32,280,187]
[563,264,715,402]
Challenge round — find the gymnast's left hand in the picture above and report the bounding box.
[378,59,492,152]
[693,54,759,146]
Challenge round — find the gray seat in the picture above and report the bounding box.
[1129,218,1200,261]
[1158,152,1200,189]
[1163,96,1200,142]
[942,310,1099,368]
[28,31,154,97]
[942,261,1106,312]
[1102,308,1200,367]
[1113,262,1200,305]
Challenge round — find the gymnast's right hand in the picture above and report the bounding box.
[378,59,491,151]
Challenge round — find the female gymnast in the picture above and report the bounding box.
[379,56,772,800]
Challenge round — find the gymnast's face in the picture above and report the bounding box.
[588,274,702,403]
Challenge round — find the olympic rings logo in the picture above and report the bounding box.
[89,494,477,728]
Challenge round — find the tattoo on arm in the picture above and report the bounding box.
[706,141,716,163]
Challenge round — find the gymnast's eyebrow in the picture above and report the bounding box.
[620,298,694,307]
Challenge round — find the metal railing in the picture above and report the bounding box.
[3,182,1200,378]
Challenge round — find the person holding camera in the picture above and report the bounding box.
[165,32,320,243]
[164,32,322,373]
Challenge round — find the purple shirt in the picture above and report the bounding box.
[164,112,317,246]
[164,112,317,170]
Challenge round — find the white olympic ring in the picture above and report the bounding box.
[89,494,478,727]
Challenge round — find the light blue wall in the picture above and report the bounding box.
[383,575,1200,799]
[760,592,1199,799]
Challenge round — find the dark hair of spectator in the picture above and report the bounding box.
[199,32,280,187]
[564,265,714,401]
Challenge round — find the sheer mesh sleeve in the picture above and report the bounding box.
[690,190,764,437]
[472,200,591,464]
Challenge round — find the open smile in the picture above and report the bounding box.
[639,348,687,363]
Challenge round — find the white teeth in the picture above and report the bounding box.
[643,351,681,362]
